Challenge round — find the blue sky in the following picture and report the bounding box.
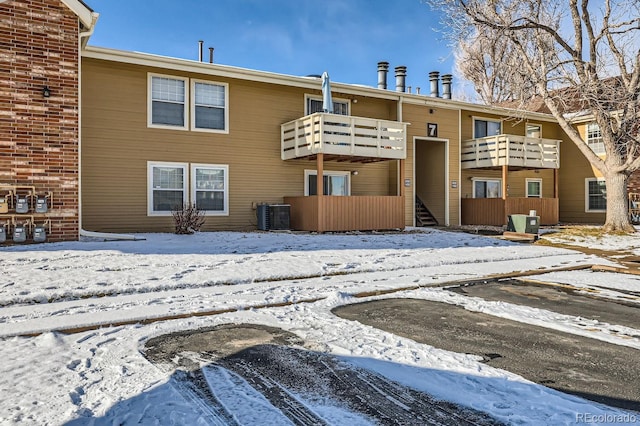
[87,0,454,89]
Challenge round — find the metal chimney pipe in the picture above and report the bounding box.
[198,40,204,62]
[395,66,407,93]
[209,47,214,64]
[416,87,421,95]
[441,74,453,99]
[429,71,440,97]
[377,61,389,90]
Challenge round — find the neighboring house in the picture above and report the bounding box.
[2,0,577,242]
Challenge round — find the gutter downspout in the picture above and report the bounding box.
[78,14,139,241]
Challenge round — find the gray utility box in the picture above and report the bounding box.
[257,204,270,231]
[0,226,5,243]
[15,197,29,214]
[13,225,26,243]
[33,225,47,243]
[507,214,540,234]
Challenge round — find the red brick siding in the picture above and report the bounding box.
[0,0,80,242]
[628,172,640,195]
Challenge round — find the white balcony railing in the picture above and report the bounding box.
[281,113,407,161]
[461,135,561,169]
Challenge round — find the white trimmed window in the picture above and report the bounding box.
[148,74,188,129]
[526,178,542,198]
[473,117,501,138]
[304,170,350,196]
[472,178,502,198]
[148,162,188,215]
[191,80,228,132]
[191,164,229,215]
[585,178,606,212]
[526,124,542,138]
[587,122,605,154]
[305,95,349,115]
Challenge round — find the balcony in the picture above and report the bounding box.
[461,135,561,169]
[281,113,407,162]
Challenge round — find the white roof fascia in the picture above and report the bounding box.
[60,0,96,29]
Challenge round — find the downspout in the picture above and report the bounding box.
[77,14,138,241]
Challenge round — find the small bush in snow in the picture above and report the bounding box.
[171,203,206,234]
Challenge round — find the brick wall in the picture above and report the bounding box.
[628,172,640,195]
[0,0,80,242]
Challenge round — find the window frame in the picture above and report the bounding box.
[526,178,542,198]
[190,79,229,134]
[190,163,229,216]
[585,178,606,212]
[586,122,605,155]
[304,94,350,115]
[471,177,502,199]
[526,123,542,138]
[147,73,189,130]
[304,170,351,196]
[472,116,502,139]
[147,161,188,216]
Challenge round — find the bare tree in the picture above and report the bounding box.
[456,29,538,103]
[430,0,640,232]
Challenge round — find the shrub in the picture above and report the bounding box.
[171,203,206,234]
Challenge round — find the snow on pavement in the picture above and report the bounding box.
[0,228,638,425]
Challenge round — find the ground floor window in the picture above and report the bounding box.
[148,162,187,215]
[192,164,229,215]
[304,170,350,196]
[148,162,229,216]
[585,178,606,212]
[526,178,542,198]
[472,178,501,198]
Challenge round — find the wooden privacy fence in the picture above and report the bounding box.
[461,197,559,226]
[284,195,404,232]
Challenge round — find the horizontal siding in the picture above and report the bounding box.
[81,58,398,233]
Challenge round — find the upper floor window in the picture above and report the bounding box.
[192,80,228,132]
[148,74,228,133]
[472,178,502,198]
[149,75,188,129]
[473,118,501,138]
[526,124,542,138]
[587,122,605,154]
[305,96,349,115]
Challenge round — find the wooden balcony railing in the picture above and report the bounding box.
[461,135,561,169]
[283,195,404,232]
[281,113,407,161]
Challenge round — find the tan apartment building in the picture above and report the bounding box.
[2,0,611,242]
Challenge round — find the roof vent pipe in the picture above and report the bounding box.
[416,87,421,95]
[441,74,453,99]
[395,66,407,93]
[198,40,204,62]
[429,71,440,97]
[209,47,214,64]
[377,61,389,90]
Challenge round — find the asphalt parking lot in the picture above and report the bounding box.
[333,280,640,412]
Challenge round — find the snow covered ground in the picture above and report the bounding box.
[0,228,639,425]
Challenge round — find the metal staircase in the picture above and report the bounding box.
[415,196,438,227]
